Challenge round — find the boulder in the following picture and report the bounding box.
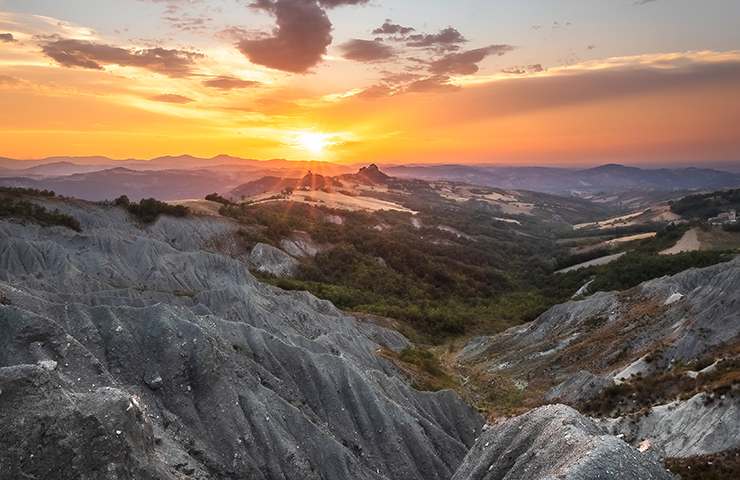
[452,405,675,480]
[249,242,300,277]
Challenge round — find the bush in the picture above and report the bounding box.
[115,196,188,224]
[0,198,81,231]
[205,193,233,206]
[0,186,56,197]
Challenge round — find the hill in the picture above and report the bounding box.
[385,163,740,198]
[0,193,686,479]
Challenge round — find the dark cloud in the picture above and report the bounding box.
[238,0,332,73]
[41,38,202,77]
[238,0,371,73]
[634,0,658,4]
[380,71,423,84]
[203,76,260,90]
[501,64,543,75]
[0,33,16,43]
[405,75,459,93]
[429,45,514,75]
[406,27,467,51]
[358,73,457,98]
[338,39,395,62]
[163,12,213,32]
[149,93,194,103]
[421,55,740,124]
[357,84,394,98]
[372,20,415,36]
[317,0,369,7]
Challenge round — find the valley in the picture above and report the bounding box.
[1,165,739,479]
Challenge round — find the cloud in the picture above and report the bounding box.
[237,0,371,73]
[406,27,467,51]
[429,45,515,75]
[405,75,459,93]
[425,52,740,122]
[202,76,260,90]
[372,20,415,36]
[238,0,332,73]
[501,64,543,75]
[0,33,16,43]
[338,39,395,62]
[634,0,658,5]
[41,38,202,77]
[149,93,194,103]
[317,0,369,6]
[163,12,213,32]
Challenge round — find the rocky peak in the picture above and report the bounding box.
[356,164,390,183]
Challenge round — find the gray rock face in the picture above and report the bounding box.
[545,370,613,405]
[457,257,740,463]
[452,405,675,480]
[600,392,740,458]
[0,200,482,480]
[459,257,740,387]
[249,243,300,277]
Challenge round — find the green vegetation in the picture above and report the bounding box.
[225,197,733,341]
[0,196,81,231]
[114,195,188,224]
[375,346,458,392]
[0,186,56,197]
[566,250,731,293]
[205,193,234,206]
[227,201,565,339]
[581,356,740,417]
[671,188,740,219]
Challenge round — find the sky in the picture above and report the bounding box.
[0,0,739,166]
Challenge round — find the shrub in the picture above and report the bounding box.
[0,198,81,231]
[115,197,188,224]
[205,193,233,206]
[0,186,56,197]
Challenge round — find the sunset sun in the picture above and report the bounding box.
[1,1,740,477]
[295,132,333,156]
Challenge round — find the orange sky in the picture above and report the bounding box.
[1,3,740,165]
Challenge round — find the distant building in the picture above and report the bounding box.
[709,209,737,225]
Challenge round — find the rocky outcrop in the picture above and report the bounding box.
[545,370,613,405]
[459,257,740,387]
[249,243,300,277]
[0,199,482,480]
[600,392,740,458]
[458,257,740,464]
[451,405,675,480]
[279,232,324,258]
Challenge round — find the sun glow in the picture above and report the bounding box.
[295,132,333,156]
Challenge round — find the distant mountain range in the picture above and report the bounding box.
[0,156,355,201]
[1,155,739,201]
[384,163,740,194]
[0,155,353,176]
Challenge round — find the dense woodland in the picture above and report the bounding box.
[670,188,740,219]
[221,199,733,341]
